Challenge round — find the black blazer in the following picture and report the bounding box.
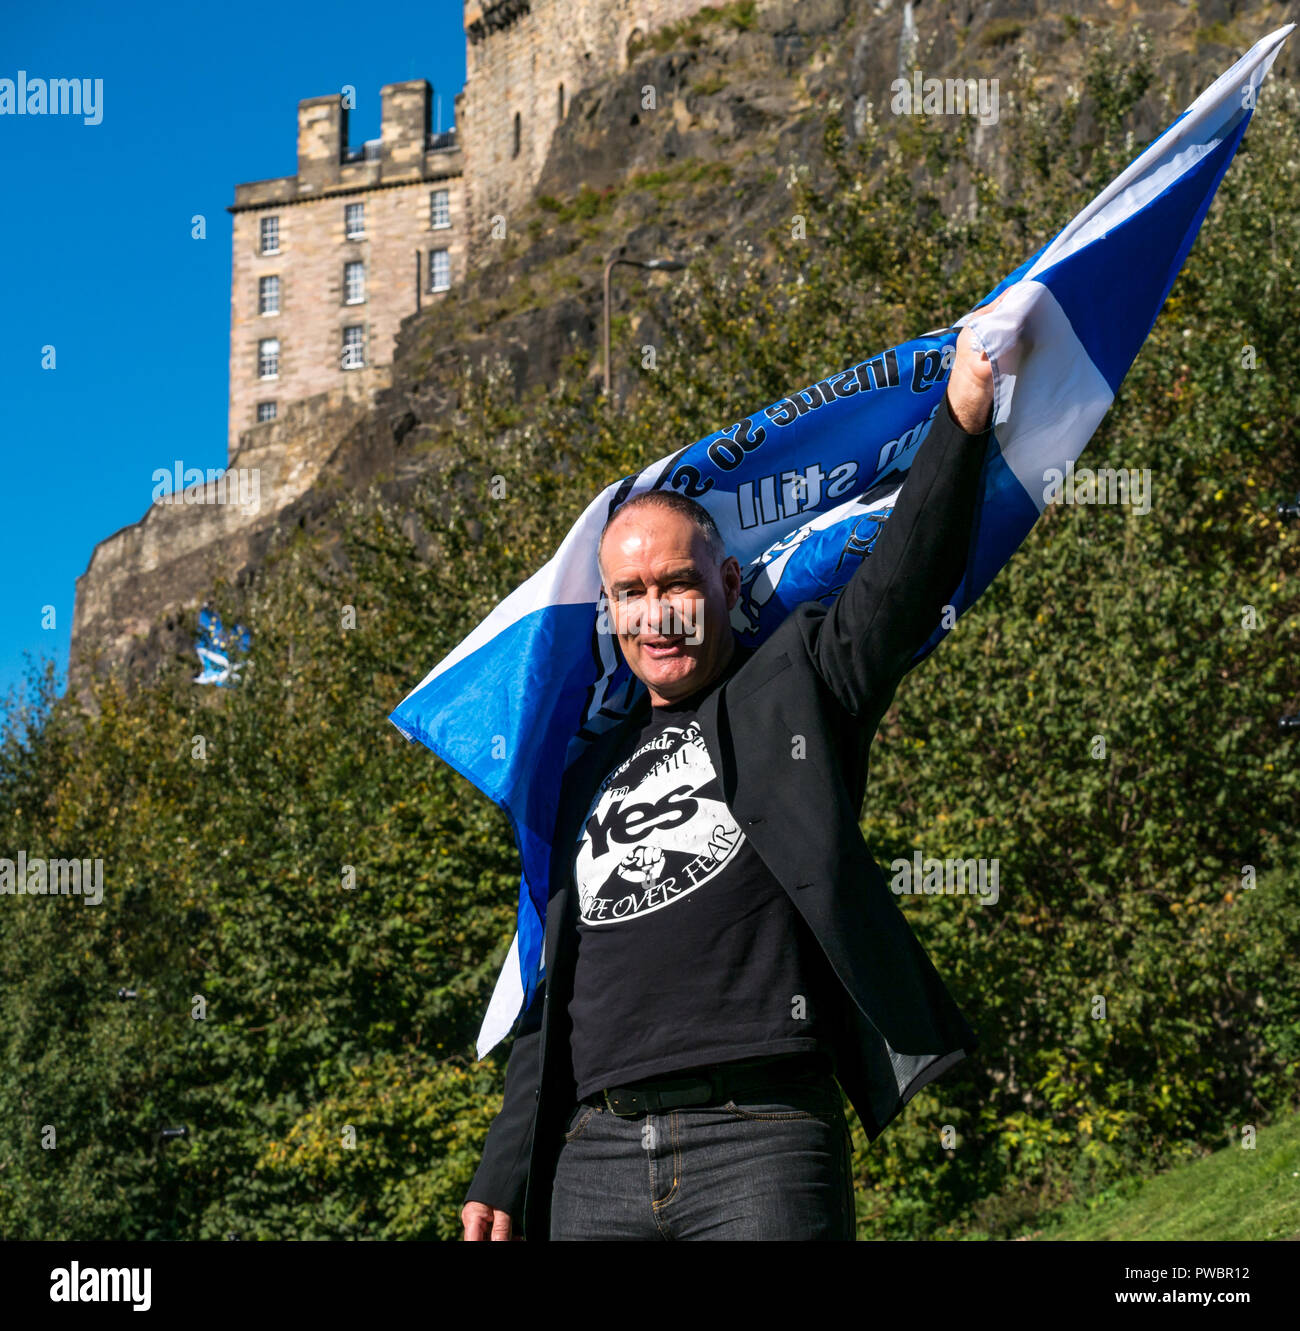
[466,393,993,1239]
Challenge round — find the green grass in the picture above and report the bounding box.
[529,184,619,225]
[1032,1110,1300,1240]
[627,159,733,196]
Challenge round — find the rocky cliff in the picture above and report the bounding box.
[68,0,1296,689]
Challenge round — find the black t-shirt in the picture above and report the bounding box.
[566,644,839,1099]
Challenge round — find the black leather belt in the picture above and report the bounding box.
[582,1051,834,1118]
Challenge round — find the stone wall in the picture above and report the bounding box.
[458,0,716,260]
[71,374,388,684]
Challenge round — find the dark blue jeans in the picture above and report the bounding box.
[549,1067,856,1240]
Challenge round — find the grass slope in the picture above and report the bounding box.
[1028,1110,1300,1241]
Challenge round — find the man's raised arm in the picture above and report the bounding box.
[461,978,545,1241]
[808,301,1002,720]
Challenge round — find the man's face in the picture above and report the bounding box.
[599,507,741,706]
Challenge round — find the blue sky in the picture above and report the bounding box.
[0,0,465,717]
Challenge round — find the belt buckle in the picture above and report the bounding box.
[602,1071,716,1117]
[603,1087,640,1117]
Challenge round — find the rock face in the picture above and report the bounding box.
[68,0,1295,689]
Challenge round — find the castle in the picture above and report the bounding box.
[73,0,719,680]
[225,0,716,455]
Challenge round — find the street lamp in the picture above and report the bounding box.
[1275,491,1298,731]
[602,254,686,399]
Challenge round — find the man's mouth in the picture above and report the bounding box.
[642,636,686,658]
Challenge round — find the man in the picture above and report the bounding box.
[462,300,1005,1240]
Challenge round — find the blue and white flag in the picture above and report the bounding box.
[194,608,249,687]
[390,26,1293,1058]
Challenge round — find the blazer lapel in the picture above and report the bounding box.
[695,640,756,805]
[543,698,649,982]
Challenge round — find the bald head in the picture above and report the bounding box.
[596,492,725,585]
[596,494,740,707]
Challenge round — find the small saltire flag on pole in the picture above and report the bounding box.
[390,25,1293,1059]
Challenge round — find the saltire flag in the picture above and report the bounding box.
[390,25,1293,1058]
[193,607,250,687]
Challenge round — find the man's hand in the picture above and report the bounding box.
[945,291,1008,433]
[462,1200,523,1241]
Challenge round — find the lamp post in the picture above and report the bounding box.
[602,254,686,400]
[1278,491,1299,732]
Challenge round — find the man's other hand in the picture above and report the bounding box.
[946,290,1008,433]
[462,1200,523,1241]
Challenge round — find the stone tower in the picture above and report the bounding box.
[458,0,715,258]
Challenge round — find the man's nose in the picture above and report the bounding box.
[648,595,690,637]
[642,593,665,635]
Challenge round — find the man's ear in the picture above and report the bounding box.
[722,555,742,610]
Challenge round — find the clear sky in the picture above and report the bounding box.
[0,0,466,717]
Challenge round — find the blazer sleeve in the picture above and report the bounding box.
[808,389,992,720]
[463,977,545,1225]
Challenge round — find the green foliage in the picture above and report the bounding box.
[979,19,1025,49]
[1197,22,1247,50]
[691,71,730,97]
[1,23,1297,1240]
[533,183,619,224]
[630,0,758,57]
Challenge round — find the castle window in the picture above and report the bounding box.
[257,401,277,423]
[259,216,279,255]
[341,326,366,370]
[344,260,366,305]
[258,338,279,379]
[258,275,279,316]
[430,188,450,229]
[344,202,365,239]
[512,111,521,158]
[558,84,565,119]
[428,248,450,293]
